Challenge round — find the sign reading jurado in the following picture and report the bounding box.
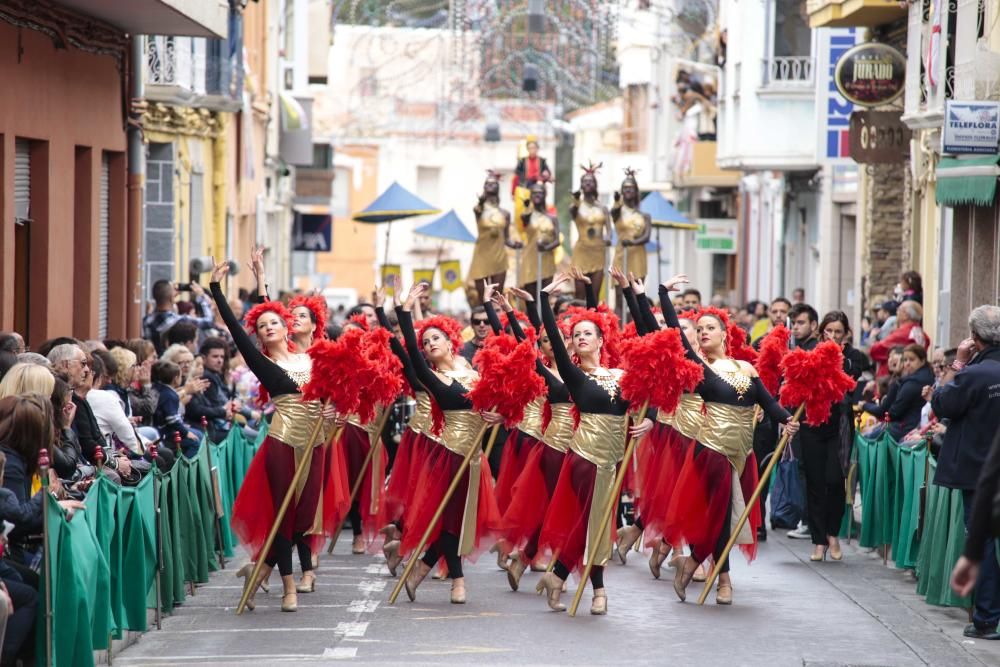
[833,42,906,108]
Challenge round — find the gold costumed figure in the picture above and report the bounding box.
[512,136,552,232]
[519,182,561,302]
[468,170,521,306]
[611,168,653,320]
[569,162,612,300]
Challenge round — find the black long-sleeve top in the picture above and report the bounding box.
[487,301,571,406]
[636,293,660,334]
[965,429,1000,559]
[376,306,423,393]
[540,295,628,416]
[622,288,648,336]
[659,285,790,424]
[396,308,473,410]
[211,282,299,398]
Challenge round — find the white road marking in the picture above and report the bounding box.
[321,647,358,659]
[364,564,383,574]
[346,599,380,613]
[334,621,369,638]
[357,579,386,593]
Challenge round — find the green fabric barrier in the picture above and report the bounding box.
[891,441,927,569]
[40,429,259,664]
[856,432,894,548]
[915,458,972,608]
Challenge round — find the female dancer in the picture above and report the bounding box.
[610,169,651,283]
[209,260,342,612]
[468,171,521,305]
[800,311,865,562]
[569,163,612,300]
[661,275,798,605]
[395,283,503,604]
[248,243,327,351]
[374,285,440,575]
[518,182,560,299]
[534,272,652,615]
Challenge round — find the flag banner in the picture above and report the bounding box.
[438,260,463,292]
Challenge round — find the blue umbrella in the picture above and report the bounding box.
[640,191,698,230]
[413,210,477,244]
[352,181,439,223]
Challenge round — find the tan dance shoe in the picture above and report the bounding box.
[673,557,696,602]
[405,563,431,602]
[383,540,403,577]
[506,556,528,592]
[489,543,510,571]
[615,525,641,565]
[281,592,298,612]
[236,562,270,611]
[590,589,608,615]
[692,563,708,582]
[351,534,366,555]
[535,572,567,612]
[296,571,316,593]
[450,579,467,604]
[529,560,549,573]
[716,582,733,605]
[649,543,669,579]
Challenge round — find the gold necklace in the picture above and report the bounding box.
[710,359,752,399]
[584,367,620,400]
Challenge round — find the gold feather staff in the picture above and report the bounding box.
[567,401,650,617]
[695,404,804,605]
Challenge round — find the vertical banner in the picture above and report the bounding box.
[413,268,435,288]
[380,264,401,295]
[816,27,861,163]
[438,260,463,292]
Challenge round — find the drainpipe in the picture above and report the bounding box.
[127,35,145,337]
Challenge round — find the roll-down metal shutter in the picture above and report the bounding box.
[99,154,110,338]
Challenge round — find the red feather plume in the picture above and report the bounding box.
[353,327,404,424]
[288,294,329,339]
[622,320,639,340]
[695,306,730,326]
[500,309,532,334]
[346,313,369,331]
[301,328,367,415]
[620,328,704,414]
[467,334,546,428]
[727,323,758,364]
[778,340,856,426]
[755,325,791,395]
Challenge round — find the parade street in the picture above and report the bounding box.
[113,531,1000,667]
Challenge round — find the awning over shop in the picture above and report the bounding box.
[936,156,1000,207]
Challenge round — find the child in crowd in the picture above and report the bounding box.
[151,361,201,458]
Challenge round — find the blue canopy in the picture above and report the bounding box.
[352,181,439,223]
[640,191,698,230]
[413,210,477,244]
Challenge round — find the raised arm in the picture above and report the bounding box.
[395,291,450,398]
[376,305,421,392]
[482,283,504,335]
[611,266,646,335]
[541,275,586,386]
[636,292,660,333]
[658,279,704,366]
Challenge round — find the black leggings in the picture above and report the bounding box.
[420,531,463,579]
[349,505,363,536]
[553,561,604,589]
[266,532,315,577]
[691,498,733,574]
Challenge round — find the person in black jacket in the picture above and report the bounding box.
[863,344,934,441]
[933,304,1000,639]
[186,337,234,443]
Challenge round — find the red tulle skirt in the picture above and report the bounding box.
[494,429,544,515]
[340,423,388,549]
[232,434,349,561]
[381,427,434,525]
[664,442,761,563]
[500,444,566,555]
[537,451,606,574]
[635,423,695,545]
[400,442,501,560]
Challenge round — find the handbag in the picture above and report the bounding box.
[769,444,806,529]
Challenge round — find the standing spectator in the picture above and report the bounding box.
[786,303,820,541]
[680,288,701,310]
[187,337,234,443]
[462,306,490,366]
[141,280,215,355]
[932,305,1000,639]
[868,300,898,343]
[164,321,199,353]
[752,297,791,347]
[792,287,805,304]
[869,300,929,377]
[346,303,379,330]
[898,270,923,304]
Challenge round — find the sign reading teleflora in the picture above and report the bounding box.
[942,101,1000,155]
[833,42,905,108]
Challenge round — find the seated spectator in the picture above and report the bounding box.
[123,338,158,425]
[0,363,54,399]
[152,361,201,458]
[35,337,80,359]
[48,375,90,485]
[870,300,929,377]
[86,349,142,454]
[161,344,208,409]
[106,346,160,445]
[0,332,25,355]
[863,344,934,440]
[16,352,50,368]
[187,337,235,443]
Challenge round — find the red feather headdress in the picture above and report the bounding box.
[244,301,295,353]
[467,334,546,428]
[778,340,856,426]
[727,323,758,364]
[755,325,791,395]
[288,295,329,340]
[417,315,464,357]
[620,328,704,414]
[345,313,369,331]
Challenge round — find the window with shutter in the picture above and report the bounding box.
[99,153,110,338]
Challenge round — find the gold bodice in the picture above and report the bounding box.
[573,200,608,249]
[612,204,648,276]
[518,396,545,441]
[477,202,507,237]
[542,403,575,453]
[655,393,705,441]
[525,211,557,246]
[408,391,440,442]
[469,201,511,280]
[615,204,646,241]
[697,402,756,473]
[269,394,336,449]
[520,210,558,286]
[570,412,628,469]
[439,409,488,458]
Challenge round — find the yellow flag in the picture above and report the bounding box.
[438,260,463,292]
[413,268,435,289]
[380,264,402,296]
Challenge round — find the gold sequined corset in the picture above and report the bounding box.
[656,393,704,440]
[346,406,386,437]
[269,394,335,450]
[696,402,756,474]
[408,391,439,441]
[518,396,545,441]
[570,412,628,470]
[439,410,487,458]
[542,403,575,453]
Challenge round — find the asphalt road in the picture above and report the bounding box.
[113,530,1000,666]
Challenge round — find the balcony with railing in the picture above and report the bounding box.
[145,14,243,113]
[760,56,814,90]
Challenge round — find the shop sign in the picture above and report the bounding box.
[942,101,1000,155]
[695,218,737,255]
[848,111,911,164]
[818,28,861,162]
[292,212,332,252]
[833,42,906,108]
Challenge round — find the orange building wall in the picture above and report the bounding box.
[0,20,128,345]
[315,145,378,298]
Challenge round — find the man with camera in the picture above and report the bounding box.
[142,280,217,356]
